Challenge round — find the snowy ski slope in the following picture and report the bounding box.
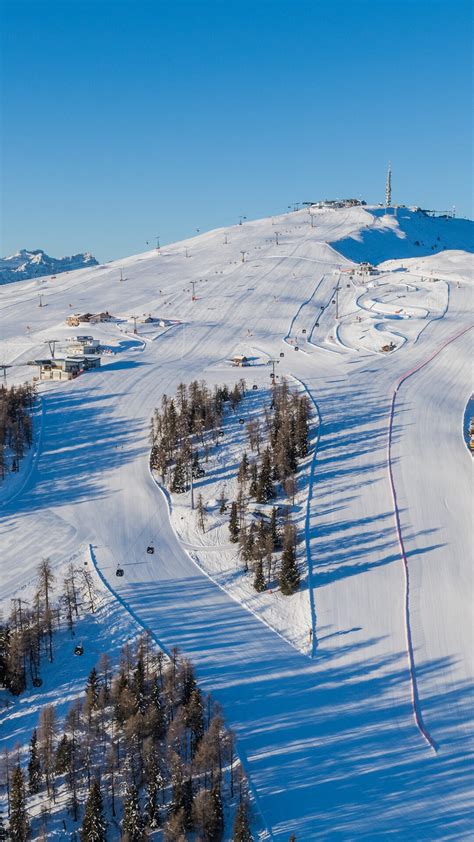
[0,205,473,839]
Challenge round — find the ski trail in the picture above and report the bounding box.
[387,322,473,753]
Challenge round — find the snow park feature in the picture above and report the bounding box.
[0,204,473,839]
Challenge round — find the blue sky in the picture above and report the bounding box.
[1,0,472,262]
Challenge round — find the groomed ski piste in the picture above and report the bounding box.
[1,204,473,839]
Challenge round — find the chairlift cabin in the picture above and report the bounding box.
[280,352,284,357]
[74,644,84,656]
[239,418,245,424]
[302,329,307,334]
[116,567,124,577]
[252,384,258,390]
[32,677,43,688]
[147,544,155,554]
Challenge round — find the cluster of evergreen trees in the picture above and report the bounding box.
[0,559,96,696]
[149,380,245,492]
[228,380,311,596]
[0,383,36,480]
[2,637,253,841]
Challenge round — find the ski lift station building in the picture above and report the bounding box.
[66,336,100,355]
[33,355,101,381]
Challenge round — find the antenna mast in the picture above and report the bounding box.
[385,162,392,207]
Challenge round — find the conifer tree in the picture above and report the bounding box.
[9,766,29,842]
[122,783,144,842]
[237,452,249,484]
[232,797,252,841]
[9,766,30,842]
[80,779,106,842]
[270,507,280,549]
[218,488,227,514]
[256,448,273,503]
[28,727,41,794]
[196,493,207,533]
[253,559,266,593]
[248,462,258,499]
[144,751,161,829]
[170,457,186,493]
[54,733,72,775]
[229,502,240,543]
[279,523,300,595]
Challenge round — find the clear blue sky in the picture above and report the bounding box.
[1,0,472,262]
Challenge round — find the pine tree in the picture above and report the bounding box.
[253,559,266,593]
[122,783,144,842]
[80,779,106,842]
[85,667,100,717]
[232,798,252,841]
[229,502,240,543]
[218,488,227,514]
[9,766,29,842]
[170,457,186,493]
[248,462,258,499]
[196,493,207,533]
[185,688,205,756]
[54,733,72,775]
[28,727,41,794]
[279,523,300,595]
[256,448,273,503]
[0,812,6,842]
[131,657,146,712]
[144,752,161,829]
[237,452,249,484]
[270,507,280,550]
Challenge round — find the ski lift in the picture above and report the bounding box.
[218,429,224,436]
[74,644,84,657]
[279,352,284,358]
[116,566,124,577]
[332,299,336,304]
[294,346,299,351]
[32,677,43,688]
[302,329,307,334]
[147,544,155,555]
[238,418,245,424]
[252,384,258,390]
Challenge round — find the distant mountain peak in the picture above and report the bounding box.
[0,248,99,284]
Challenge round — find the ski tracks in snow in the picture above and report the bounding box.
[387,323,473,753]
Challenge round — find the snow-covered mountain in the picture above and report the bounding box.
[0,204,473,840]
[0,247,98,284]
